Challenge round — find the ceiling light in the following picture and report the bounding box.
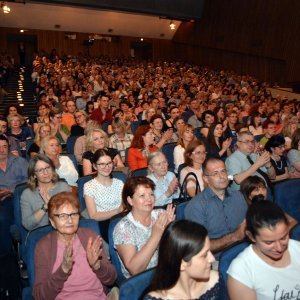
[1,2,11,14]
[169,20,176,30]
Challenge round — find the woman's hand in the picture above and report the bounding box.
[39,187,51,204]
[151,213,169,239]
[86,236,102,271]
[166,177,179,197]
[61,242,73,274]
[222,137,232,150]
[165,204,176,223]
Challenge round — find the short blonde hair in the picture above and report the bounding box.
[40,136,61,154]
[7,113,24,126]
[85,128,108,152]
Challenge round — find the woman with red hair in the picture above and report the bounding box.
[127,125,158,171]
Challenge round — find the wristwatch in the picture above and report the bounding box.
[41,204,48,213]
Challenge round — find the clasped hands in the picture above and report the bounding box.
[61,235,102,274]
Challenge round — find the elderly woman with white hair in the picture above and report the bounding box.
[82,128,124,176]
[147,151,179,207]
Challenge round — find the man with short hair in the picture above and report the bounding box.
[0,135,28,255]
[0,118,19,156]
[182,98,200,123]
[259,120,276,146]
[61,99,76,131]
[185,158,248,255]
[90,95,113,125]
[225,131,276,190]
[224,110,239,152]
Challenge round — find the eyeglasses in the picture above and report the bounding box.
[204,169,227,177]
[276,145,285,149]
[96,161,114,168]
[192,151,207,156]
[238,140,255,145]
[35,166,51,175]
[54,212,80,221]
[75,115,83,119]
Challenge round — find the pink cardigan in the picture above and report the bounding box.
[33,228,117,300]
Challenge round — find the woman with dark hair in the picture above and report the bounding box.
[248,112,263,137]
[200,110,215,138]
[287,128,300,178]
[265,135,289,181]
[206,123,231,161]
[145,220,221,300]
[20,154,71,231]
[33,103,51,133]
[180,140,206,197]
[150,114,174,148]
[113,176,175,278]
[227,201,300,300]
[127,125,158,171]
[33,192,117,300]
[84,149,124,222]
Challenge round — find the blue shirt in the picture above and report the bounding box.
[184,187,247,239]
[147,171,179,206]
[0,155,28,191]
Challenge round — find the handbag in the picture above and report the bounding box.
[172,172,201,205]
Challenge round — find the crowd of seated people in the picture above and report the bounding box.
[0,51,299,299]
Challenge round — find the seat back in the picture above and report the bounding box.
[274,179,300,221]
[27,219,100,287]
[66,136,79,154]
[12,183,29,262]
[130,121,140,135]
[291,224,300,241]
[219,241,249,297]
[119,268,155,300]
[162,142,176,172]
[108,217,126,286]
[112,171,127,183]
[175,201,188,220]
[131,167,148,177]
[77,175,93,212]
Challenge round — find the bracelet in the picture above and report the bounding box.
[41,204,48,213]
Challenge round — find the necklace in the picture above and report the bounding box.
[271,156,283,170]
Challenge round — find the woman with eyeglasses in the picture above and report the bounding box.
[33,192,117,300]
[49,108,70,144]
[265,135,289,182]
[70,110,88,137]
[180,140,206,197]
[84,149,124,239]
[20,154,71,231]
[147,151,179,207]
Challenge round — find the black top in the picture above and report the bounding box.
[270,156,288,176]
[70,124,85,137]
[143,277,223,300]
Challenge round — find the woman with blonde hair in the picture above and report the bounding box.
[282,113,299,149]
[82,128,124,176]
[40,136,78,187]
[28,123,51,158]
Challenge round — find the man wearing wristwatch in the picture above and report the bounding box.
[225,131,276,190]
